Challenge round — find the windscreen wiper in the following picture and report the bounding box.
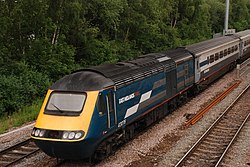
[51,103,63,113]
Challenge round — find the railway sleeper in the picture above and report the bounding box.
[196,147,223,154]
[0,160,9,164]
[2,154,22,158]
[20,146,37,150]
[199,143,219,149]
[202,140,228,146]
[12,150,31,155]
[191,152,220,160]
[209,134,231,140]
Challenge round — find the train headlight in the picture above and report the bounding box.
[39,130,45,137]
[75,132,82,139]
[34,129,40,137]
[68,132,75,139]
[31,129,35,135]
[62,132,69,139]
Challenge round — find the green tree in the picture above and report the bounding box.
[25,39,75,80]
[231,0,250,31]
[206,0,225,33]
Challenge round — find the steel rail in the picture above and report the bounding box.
[175,84,250,167]
[240,58,250,76]
[215,112,250,167]
[240,57,250,68]
[0,138,40,167]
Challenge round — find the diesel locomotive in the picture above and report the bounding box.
[31,30,250,160]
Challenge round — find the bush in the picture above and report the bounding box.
[0,98,43,134]
[0,69,51,116]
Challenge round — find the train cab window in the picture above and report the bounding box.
[244,41,247,46]
[215,53,219,61]
[98,93,106,115]
[209,55,214,63]
[45,92,86,116]
[220,51,224,58]
[207,57,210,64]
[224,49,228,56]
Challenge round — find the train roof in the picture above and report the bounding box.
[51,71,114,91]
[87,53,176,88]
[162,48,193,64]
[53,53,176,91]
[234,30,250,39]
[186,35,239,56]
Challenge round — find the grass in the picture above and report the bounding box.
[0,99,43,134]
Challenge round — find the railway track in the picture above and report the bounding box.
[175,84,250,167]
[240,58,250,76]
[0,138,39,167]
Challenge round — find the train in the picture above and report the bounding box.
[31,30,250,160]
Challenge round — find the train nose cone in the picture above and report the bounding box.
[34,138,96,159]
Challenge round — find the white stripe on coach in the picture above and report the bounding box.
[124,104,139,119]
[124,90,152,119]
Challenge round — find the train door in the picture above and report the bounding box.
[184,64,189,86]
[166,69,176,98]
[239,39,243,57]
[97,88,117,131]
[195,57,200,83]
[106,89,116,129]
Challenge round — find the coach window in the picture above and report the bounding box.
[232,46,235,53]
[215,53,219,61]
[235,45,238,51]
[228,47,231,54]
[220,51,224,58]
[210,55,214,63]
[98,93,105,115]
[224,49,228,56]
[244,41,247,46]
[207,57,210,64]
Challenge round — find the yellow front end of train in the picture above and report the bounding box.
[31,90,98,141]
[31,89,100,159]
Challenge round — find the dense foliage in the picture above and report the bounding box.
[0,0,249,116]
